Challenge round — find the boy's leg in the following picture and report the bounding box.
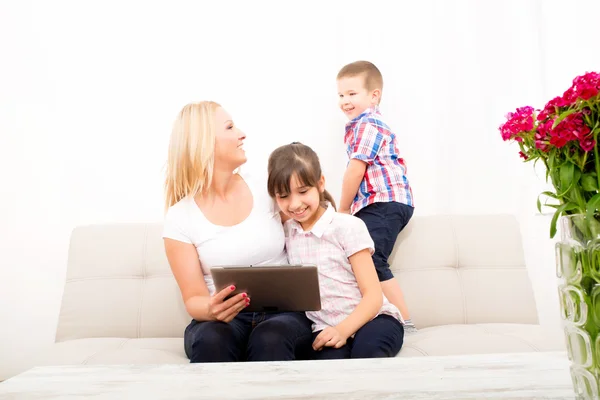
[381,279,416,332]
[355,201,417,333]
[350,315,404,358]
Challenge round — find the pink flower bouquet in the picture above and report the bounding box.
[500,72,600,238]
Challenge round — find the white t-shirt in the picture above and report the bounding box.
[162,171,288,295]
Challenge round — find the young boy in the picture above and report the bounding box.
[336,60,417,333]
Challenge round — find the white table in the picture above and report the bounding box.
[0,351,574,399]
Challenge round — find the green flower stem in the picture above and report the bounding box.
[594,133,600,193]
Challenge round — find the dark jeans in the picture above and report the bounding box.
[310,315,404,359]
[355,201,414,282]
[184,311,313,362]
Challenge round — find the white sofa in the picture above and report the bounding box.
[3,214,565,380]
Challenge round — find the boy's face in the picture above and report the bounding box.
[337,75,380,120]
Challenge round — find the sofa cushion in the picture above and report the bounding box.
[55,224,191,342]
[16,323,564,375]
[390,215,540,328]
[2,338,189,381]
[54,215,541,341]
[32,338,188,368]
[399,323,565,357]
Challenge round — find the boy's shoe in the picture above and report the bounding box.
[403,319,418,334]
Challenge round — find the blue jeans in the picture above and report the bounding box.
[184,311,313,362]
[355,201,414,281]
[310,315,404,359]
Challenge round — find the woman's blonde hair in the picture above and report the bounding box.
[164,101,221,211]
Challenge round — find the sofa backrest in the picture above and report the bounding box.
[55,214,538,341]
[390,214,538,328]
[55,223,188,342]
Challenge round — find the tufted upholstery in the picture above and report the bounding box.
[55,223,189,342]
[390,214,539,328]
[1,214,565,381]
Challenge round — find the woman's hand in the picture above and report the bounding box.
[312,326,348,351]
[208,285,250,323]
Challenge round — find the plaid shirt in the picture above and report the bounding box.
[344,106,414,215]
[284,205,403,333]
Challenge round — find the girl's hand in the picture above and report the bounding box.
[208,285,250,323]
[312,326,348,350]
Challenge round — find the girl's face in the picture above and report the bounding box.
[275,173,326,230]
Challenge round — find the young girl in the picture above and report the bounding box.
[267,142,405,359]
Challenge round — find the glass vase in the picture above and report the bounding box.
[556,213,600,399]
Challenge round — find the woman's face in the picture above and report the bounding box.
[213,107,247,170]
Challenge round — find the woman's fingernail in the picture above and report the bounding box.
[230,285,235,291]
[242,293,247,298]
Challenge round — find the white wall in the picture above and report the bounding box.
[1,0,599,377]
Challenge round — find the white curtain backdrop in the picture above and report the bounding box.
[1,0,599,376]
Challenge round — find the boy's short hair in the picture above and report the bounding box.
[336,61,383,92]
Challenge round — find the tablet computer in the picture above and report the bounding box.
[211,264,321,312]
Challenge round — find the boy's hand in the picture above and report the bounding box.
[312,326,348,350]
[340,159,367,212]
[339,209,351,215]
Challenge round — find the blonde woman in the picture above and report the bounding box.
[162,101,313,362]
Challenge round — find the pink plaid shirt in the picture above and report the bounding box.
[284,205,403,333]
[344,106,414,215]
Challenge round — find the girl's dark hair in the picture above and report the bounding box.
[267,142,337,210]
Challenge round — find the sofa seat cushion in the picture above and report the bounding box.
[399,323,565,357]
[2,338,188,381]
[38,324,565,364]
[9,323,565,380]
[34,338,188,367]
